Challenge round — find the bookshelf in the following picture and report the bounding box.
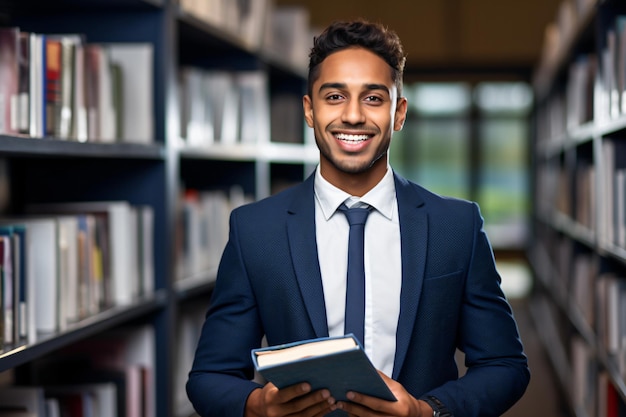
[530,0,626,416]
[0,0,317,416]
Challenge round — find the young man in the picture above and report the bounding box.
[187,19,530,417]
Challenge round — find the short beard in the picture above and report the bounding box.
[317,141,386,175]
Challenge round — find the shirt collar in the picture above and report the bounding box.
[314,165,396,221]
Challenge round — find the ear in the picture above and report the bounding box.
[303,95,314,128]
[394,97,408,131]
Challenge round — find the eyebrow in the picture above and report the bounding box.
[318,82,390,94]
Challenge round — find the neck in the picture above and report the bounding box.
[319,158,388,197]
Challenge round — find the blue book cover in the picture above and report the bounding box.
[251,334,396,416]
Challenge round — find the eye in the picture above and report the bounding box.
[326,94,344,102]
[364,95,384,104]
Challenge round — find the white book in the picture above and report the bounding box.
[616,169,626,249]
[237,71,270,144]
[180,67,213,146]
[138,205,154,297]
[73,42,88,142]
[238,0,269,50]
[2,218,60,336]
[105,43,154,144]
[128,206,140,300]
[55,215,79,329]
[45,398,60,417]
[205,71,238,144]
[28,33,45,138]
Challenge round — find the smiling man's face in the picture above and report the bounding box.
[303,47,407,196]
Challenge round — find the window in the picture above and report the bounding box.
[390,81,532,250]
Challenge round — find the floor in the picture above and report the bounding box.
[503,298,565,417]
[499,261,567,417]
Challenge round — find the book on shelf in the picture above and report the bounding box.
[596,274,626,359]
[271,92,303,143]
[0,203,154,343]
[0,27,20,136]
[105,43,154,144]
[137,205,154,297]
[238,0,270,50]
[44,37,63,138]
[237,71,270,144]
[45,34,86,140]
[603,27,619,121]
[599,138,626,248]
[597,371,626,417]
[178,0,269,50]
[566,53,595,129]
[26,323,156,417]
[616,169,626,250]
[208,70,239,144]
[252,333,396,414]
[263,6,311,70]
[0,386,47,417]
[571,335,596,417]
[11,225,27,342]
[84,43,117,143]
[570,253,595,327]
[617,16,626,115]
[27,201,154,307]
[174,301,206,414]
[179,67,214,147]
[2,28,154,144]
[78,325,156,417]
[0,226,17,347]
[176,187,249,281]
[27,32,46,138]
[17,32,30,135]
[0,217,58,338]
[178,68,244,146]
[44,383,117,417]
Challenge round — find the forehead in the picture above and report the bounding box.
[315,47,394,88]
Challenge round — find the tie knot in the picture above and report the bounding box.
[338,204,372,226]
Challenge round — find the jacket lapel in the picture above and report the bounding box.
[392,174,427,379]
[286,173,329,338]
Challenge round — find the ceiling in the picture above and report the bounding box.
[274,0,562,81]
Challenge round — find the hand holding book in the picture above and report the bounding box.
[251,333,396,416]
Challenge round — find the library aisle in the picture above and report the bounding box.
[504,297,563,417]
[500,265,563,417]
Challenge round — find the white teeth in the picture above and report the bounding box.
[335,133,369,142]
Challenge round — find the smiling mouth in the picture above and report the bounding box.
[334,133,371,143]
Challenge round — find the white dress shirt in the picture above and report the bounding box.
[314,166,402,377]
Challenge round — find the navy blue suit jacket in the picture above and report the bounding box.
[187,171,529,417]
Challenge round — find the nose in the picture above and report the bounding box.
[341,99,366,125]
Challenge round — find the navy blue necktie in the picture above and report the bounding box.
[338,203,372,347]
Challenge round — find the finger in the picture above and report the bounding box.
[272,382,312,403]
[335,399,369,416]
[302,392,338,417]
[341,391,391,414]
[283,389,335,416]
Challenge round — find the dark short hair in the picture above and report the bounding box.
[307,19,406,97]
